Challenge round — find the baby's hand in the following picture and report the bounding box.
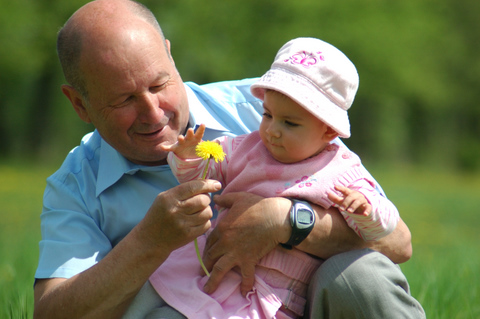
[160,124,206,159]
[327,185,371,216]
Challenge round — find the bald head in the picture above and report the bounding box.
[57,0,166,97]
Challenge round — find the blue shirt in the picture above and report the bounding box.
[35,78,263,279]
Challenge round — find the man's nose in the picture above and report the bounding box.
[137,93,164,122]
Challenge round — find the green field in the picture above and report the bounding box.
[1,162,479,318]
[373,165,480,318]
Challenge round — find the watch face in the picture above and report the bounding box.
[297,209,313,225]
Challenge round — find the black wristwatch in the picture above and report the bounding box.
[281,199,315,249]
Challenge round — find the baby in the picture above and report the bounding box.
[150,37,400,318]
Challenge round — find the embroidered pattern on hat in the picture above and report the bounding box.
[284,51,325,68]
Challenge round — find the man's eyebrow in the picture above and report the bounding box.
[154,71,171,81]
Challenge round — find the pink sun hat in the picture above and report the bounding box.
[251,37,359,138]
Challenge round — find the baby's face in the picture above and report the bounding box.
[259,91,334,163]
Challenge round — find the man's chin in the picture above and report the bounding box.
[123,148,169,166]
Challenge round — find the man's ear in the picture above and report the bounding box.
[165,39,171,53]
[164,39,174,63]
[61,84,92,123]
[323,126,339,143]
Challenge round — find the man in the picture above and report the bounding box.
[34,0,424,318]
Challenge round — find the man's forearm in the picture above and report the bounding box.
[297,205,412,264]
[34,227,170,319]
[368,218,412,263]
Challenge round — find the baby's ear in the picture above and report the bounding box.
[323,127,339,142]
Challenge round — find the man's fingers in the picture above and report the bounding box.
[239,265,256,297]
[202,253,256,296]
[203,256,234,294]
[175,179,222,201]
[202,228,221,270]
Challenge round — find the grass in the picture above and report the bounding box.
[0,163,51,319]
[368,164,480,318]
[0,161,479,318]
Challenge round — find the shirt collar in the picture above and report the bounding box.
[95,83,229,197]
[185,84,229,132]
[96,139,142,197]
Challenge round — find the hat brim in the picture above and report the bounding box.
[251,68,351,138]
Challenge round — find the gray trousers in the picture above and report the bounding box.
[123,249,425,318]
[305,248,425,318]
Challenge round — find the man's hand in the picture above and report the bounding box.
[202,192,291,296]
[137,178,222,254]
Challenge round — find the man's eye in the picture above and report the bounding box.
[124,96,135,103]
[151,82,168,93]
[112,96,133,107]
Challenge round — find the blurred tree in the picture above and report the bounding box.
[0,0,92,161]
[1,0,479,171]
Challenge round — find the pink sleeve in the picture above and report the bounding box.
[167,152,205,183]
[340,179,400,241]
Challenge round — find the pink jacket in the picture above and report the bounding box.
[150,132,399,318]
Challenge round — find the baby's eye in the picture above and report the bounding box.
[285,121,299,127]
[262,112,272,119]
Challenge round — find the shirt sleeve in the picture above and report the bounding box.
[35,170,112,279]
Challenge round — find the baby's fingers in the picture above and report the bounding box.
[343,196,363,213]
[343,195,371,216]
[354,203,372,216]
[184,127,196,139]
[180,128,197,144]
[194,124,206,140]
[159,142,177,152]
[333,184,352,196]
[327,191,344,206]
[181,124,206,145]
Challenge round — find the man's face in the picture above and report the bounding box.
[76,25,189,166]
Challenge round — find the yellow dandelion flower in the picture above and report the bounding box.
[195,141,226,163]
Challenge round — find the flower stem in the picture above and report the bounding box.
[201,157,211,179]
[195,238,210,277]
[195,156,212,277]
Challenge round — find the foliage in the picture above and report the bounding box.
[1,0,479,171]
